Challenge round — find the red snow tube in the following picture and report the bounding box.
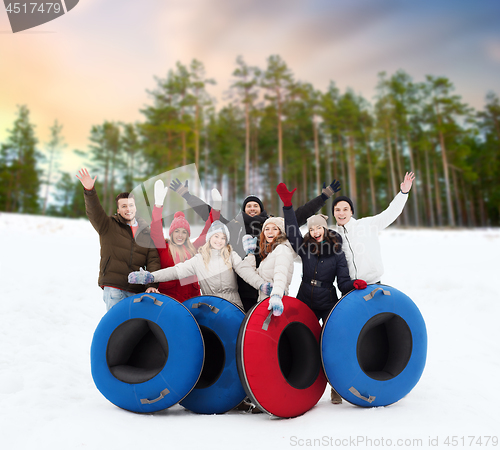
[236,296,327,418]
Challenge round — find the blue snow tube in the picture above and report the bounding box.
[321,284,427,407]
[91,293,204,413]
[180,296,246,414]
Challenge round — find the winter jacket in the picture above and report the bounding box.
[334,191,409,284]
[150,248,246,310]
[284,205,354,312]
[236,236,296,303]
[83,188,160,293]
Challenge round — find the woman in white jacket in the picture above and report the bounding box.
[237,217,296,316]
[128,221,256,310]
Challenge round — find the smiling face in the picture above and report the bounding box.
[209,232,227,250]
[171,228,188,246]
[244,201,261,217]
[309,225,325,242]
[333,201,353,226]
[116,198,136,224]
[263,223,281,243]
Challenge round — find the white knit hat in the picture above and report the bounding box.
[262,216,285,235]
[206,220,230,243]
[306,214,328,230]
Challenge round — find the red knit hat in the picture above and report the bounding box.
[169,211,191,236]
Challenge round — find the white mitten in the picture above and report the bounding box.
[154,180,169,207]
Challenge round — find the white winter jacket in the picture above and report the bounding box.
[334,192,408,284]
[236,241,296,302]
[151,249,244,309]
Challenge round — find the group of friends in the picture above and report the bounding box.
[76,167,415,407]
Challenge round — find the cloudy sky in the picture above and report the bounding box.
[1,0,499,172]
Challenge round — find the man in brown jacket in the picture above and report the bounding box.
[77,168,160,310]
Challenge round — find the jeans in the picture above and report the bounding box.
[103,286,135,311]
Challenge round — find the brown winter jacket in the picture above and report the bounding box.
[84,188,160,293]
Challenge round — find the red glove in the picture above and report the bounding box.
[276,183,297,207]
[353,279,367,290]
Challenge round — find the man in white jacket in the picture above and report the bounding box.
[332,172,415,284]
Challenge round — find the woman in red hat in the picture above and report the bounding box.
[149,180,219,302]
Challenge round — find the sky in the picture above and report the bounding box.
[0,0,499,173]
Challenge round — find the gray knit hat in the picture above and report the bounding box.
[206,220,230,243]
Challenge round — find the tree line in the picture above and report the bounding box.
[1,55,499,226]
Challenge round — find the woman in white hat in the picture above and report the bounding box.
[237,216,296,317]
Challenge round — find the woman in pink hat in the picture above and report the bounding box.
[149,180,219,302]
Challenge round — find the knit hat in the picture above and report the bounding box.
[242,195,265,213]
[262,216,286,235]
[307,214,328,230]
[332,195,354,215]
[169,211,191,236]
[206,220,230,243]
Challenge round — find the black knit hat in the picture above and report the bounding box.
[332,195,354,215]
[242,195,265,213]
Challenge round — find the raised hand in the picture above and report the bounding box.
[242,234,258,255]
[154,180,169,207]
[211,188,222,211]
[322,179,341,198]
[400,172,415,194]
[276,183,297,207]
[169,178,190,197]
[76,168,97,190]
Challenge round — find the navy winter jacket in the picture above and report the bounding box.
[283,205,354,312]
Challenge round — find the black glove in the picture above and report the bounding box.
[322,179,341,199]
[169,178,189,197]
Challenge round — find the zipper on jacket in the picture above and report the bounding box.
[342,225,358,279]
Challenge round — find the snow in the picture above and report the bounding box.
[1,212,499,449]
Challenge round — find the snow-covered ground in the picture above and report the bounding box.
[1,212,499,449]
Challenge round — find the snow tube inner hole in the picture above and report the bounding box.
[195,325,225,390]
[356,313,412,381]
[278,322,321,390]
[106,319,169,384]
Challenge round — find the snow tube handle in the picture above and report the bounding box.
[262,311,273,331]
[191,302,219,314]
[140,388,170,405]
[363,287,391,301]
[134,294,164,306]
[349,386,376,404]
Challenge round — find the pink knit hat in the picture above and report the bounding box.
[169,211,191,236]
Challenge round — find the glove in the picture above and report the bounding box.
[268,295,283,316]
[321,179,341,199]
[154,180,169,206]
[128,268,155,285]
[211,188,222,211]
[276,183,297,207]
[242,234,258,255]
[169,178,189,197]
[259,282,273,296]
[353,279,367,290]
